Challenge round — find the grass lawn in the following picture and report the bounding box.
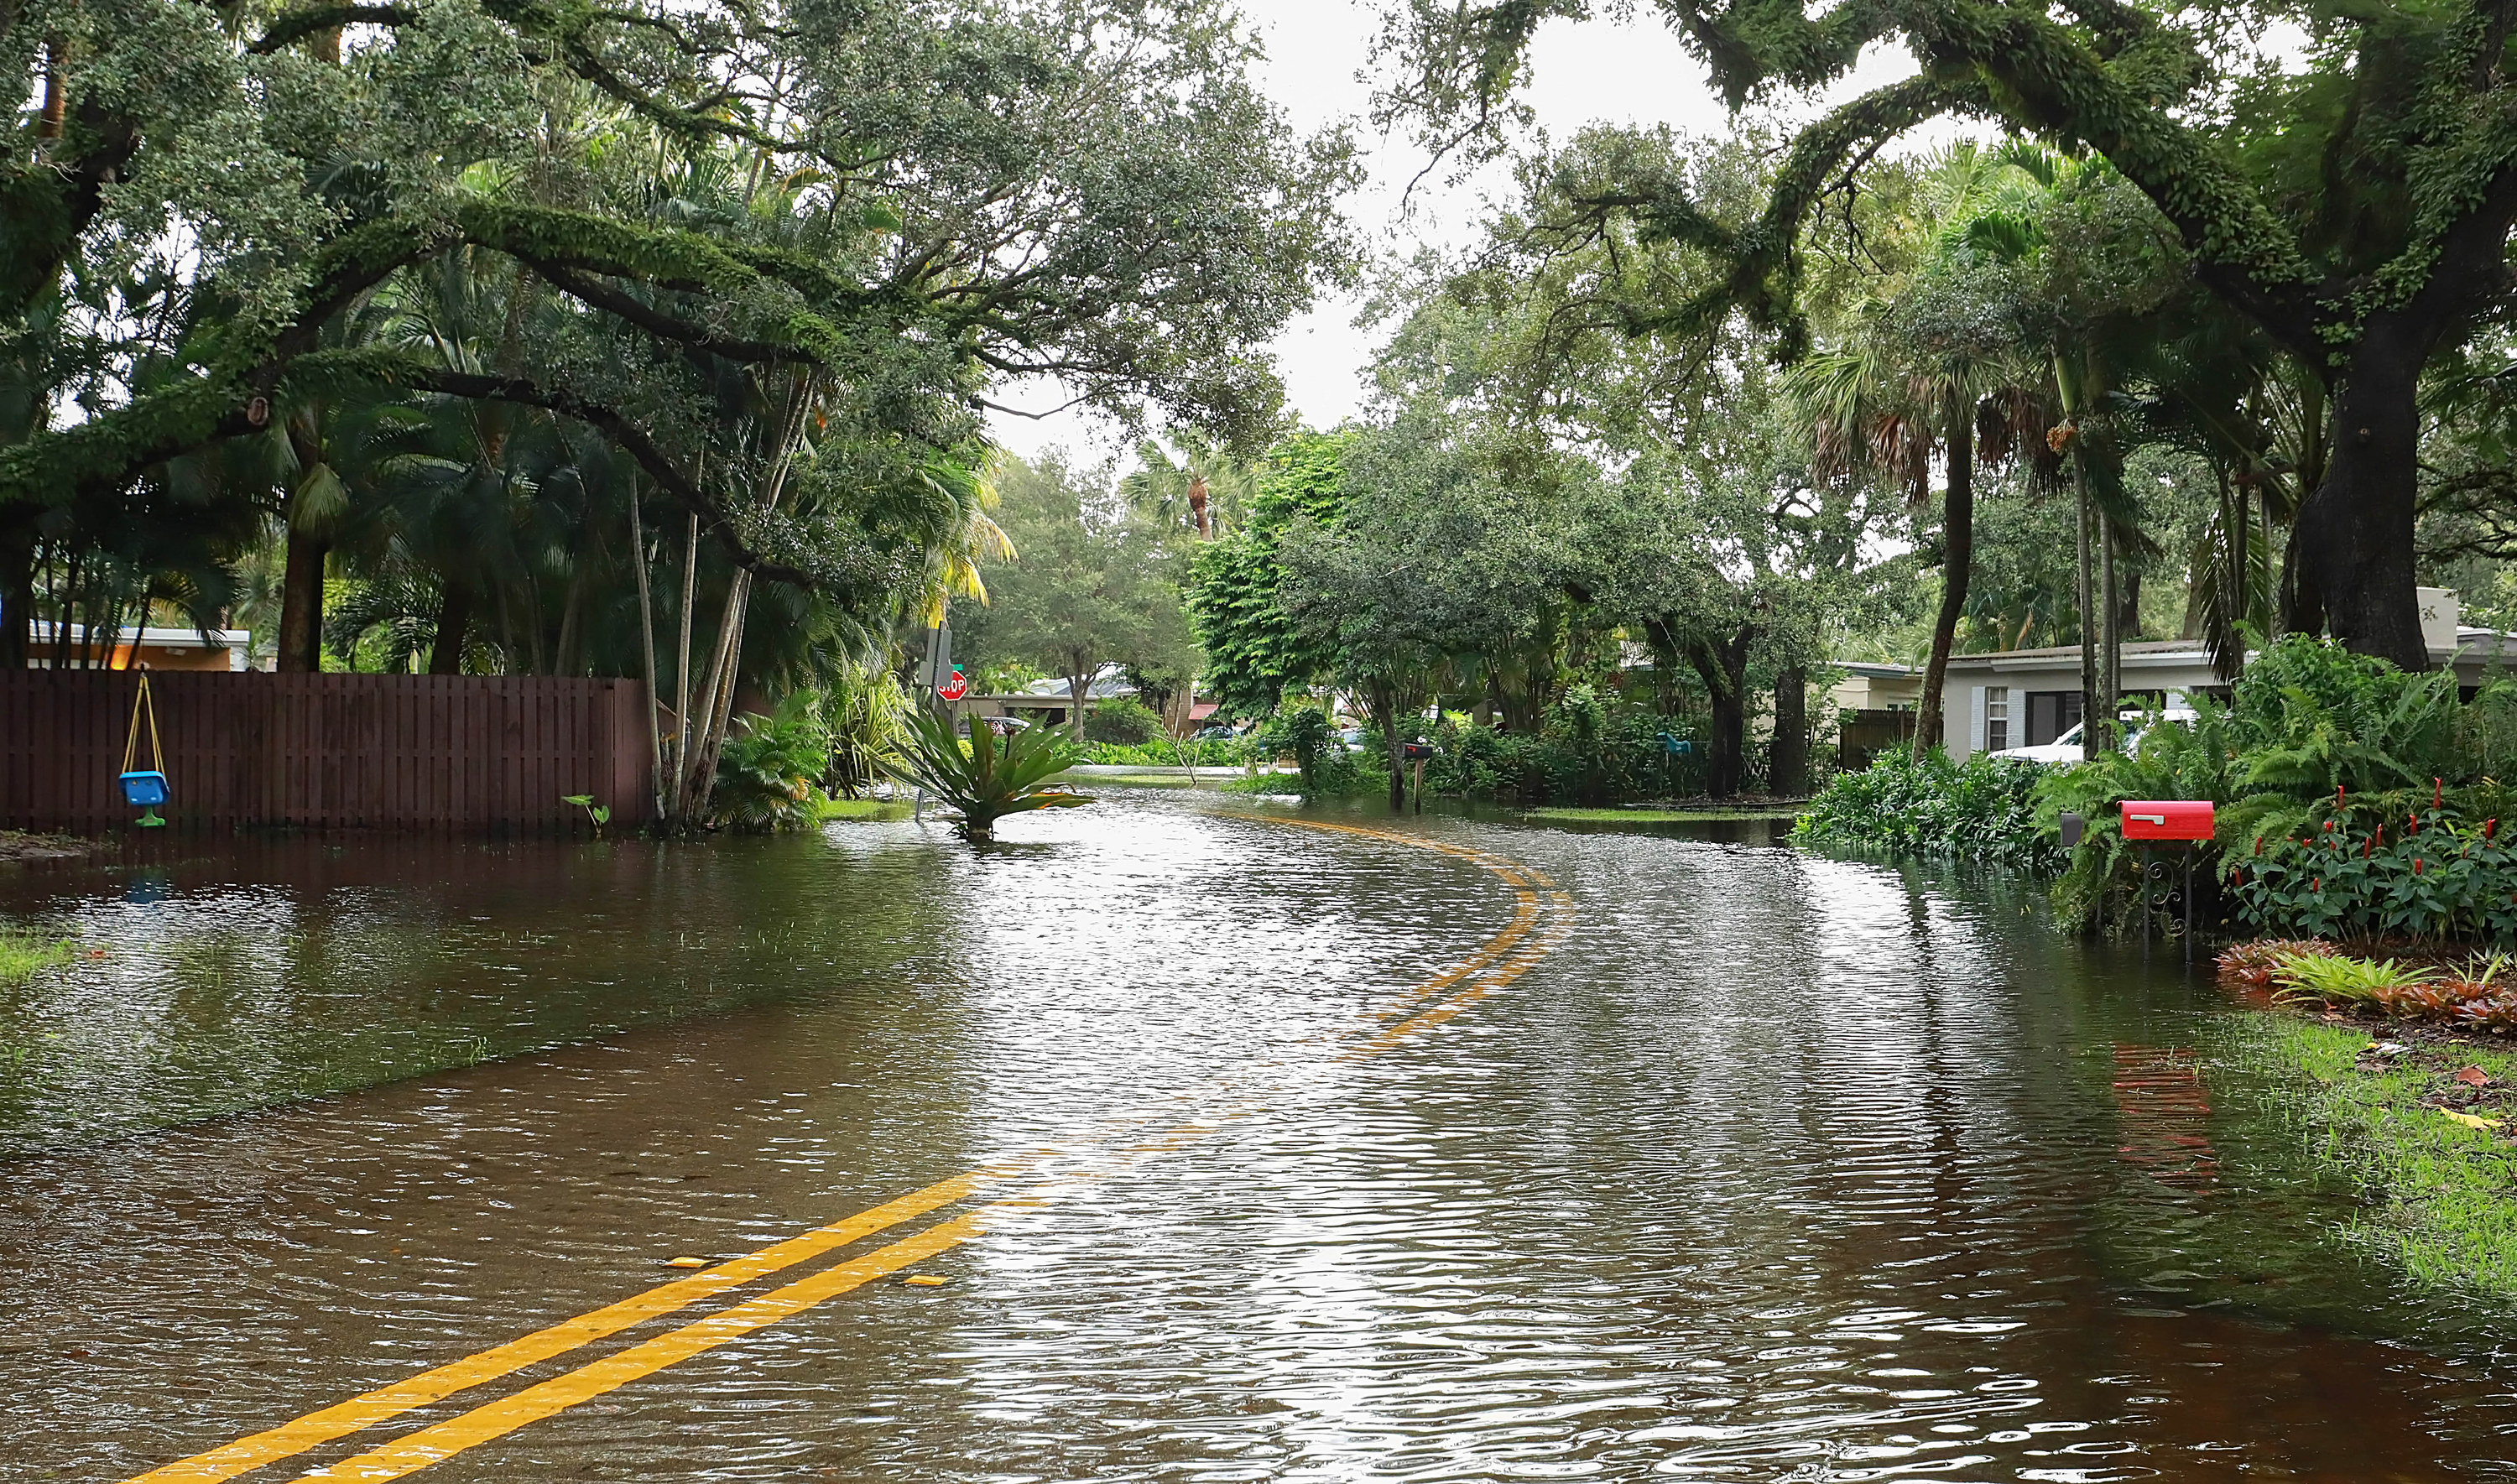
[2259,1018,2517,1296]
[813,798,916,822]
[1523,805,1803,824]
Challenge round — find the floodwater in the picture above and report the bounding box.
[2,790,2512,1481]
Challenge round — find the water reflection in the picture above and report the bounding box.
[0,792,2511,1481]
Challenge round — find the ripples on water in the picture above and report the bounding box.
[2,792,2514,1481]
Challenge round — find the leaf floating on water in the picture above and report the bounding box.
[665,1257,710,1268]
[902,1274,947,1287]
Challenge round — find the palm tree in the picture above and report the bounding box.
[1119,431,1256,539]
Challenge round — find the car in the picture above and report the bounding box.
[1335,726,1372,752]
[1191,723,1236,742]
[979,715,1032,735]
[1989,707,2196,764]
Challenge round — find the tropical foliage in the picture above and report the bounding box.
[886,710,1092,843]
[711,693,834,833]
[3,0,1352,826]
[1793,748,2058,871]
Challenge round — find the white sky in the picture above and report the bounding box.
[984,1,1942,467]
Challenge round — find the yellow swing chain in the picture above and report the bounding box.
[122,670,164,776]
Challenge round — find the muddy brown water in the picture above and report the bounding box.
[1,789,2511,1481]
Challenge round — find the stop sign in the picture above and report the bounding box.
[935,668,970,702]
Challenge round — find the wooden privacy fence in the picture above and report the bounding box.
[0,672,654,834]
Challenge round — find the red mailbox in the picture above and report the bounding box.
[2121,799,2214,841]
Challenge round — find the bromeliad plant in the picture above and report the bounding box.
[2265,949,2433,1006]
[888,710,1093,842]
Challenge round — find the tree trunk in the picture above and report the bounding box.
[1372,677,1404,812]
[1913,384,1973,759]
[2100,515,2120,749]
[1685,627,1753,799]
[1066,672,1092,738]
[0,518,32,669]
[2077,461,2099,762]
[277,530,326,673]
[2286,323,2429,669]
[1769,664,1809,798]
[429,580,472,674]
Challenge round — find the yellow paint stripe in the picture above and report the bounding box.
[134,814,1566,1484]
[125,1173,995,1484]
[289,1214,990,1483]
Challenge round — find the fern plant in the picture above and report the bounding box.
[711,692,833,832]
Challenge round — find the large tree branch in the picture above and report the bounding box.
[252,0,779,149]
[1550,73,1979,357]
[394,365,820,586]
[0,100,139,322]
[522,259,815,364]
[1898,0,2322,357]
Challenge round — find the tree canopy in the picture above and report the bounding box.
[1377,0,2517,668]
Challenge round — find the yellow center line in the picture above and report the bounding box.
[122,1171,1016,1484]
[131,816,1568,1484]
[288,1213,994,1483]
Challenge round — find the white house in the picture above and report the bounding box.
[23,620,252,670]
[1940,587,2517,759]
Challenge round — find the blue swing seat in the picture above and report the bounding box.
[119,770,169,807]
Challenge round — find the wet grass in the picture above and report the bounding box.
[1522,805,1805,825]
[2263,1019,2517,1297]
[813,798,915,822]
[0,929,73,987]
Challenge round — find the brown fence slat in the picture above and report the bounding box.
[0,672,652,835]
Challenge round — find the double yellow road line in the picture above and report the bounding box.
[128,818,1572,1484]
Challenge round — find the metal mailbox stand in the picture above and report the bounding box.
[2121,800,2216,965]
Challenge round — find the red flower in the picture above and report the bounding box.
[2254,836,2264,856]
[2415,858,2426,875]
[2436,778,2445,810]
[2490,819,2501,842]
[2314,877,2322,892]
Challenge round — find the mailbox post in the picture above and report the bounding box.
[1401,741,1434,814]
[2120,800,2216,962]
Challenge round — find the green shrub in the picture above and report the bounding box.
[711,692,832,831]
[1076,737,1238,766]
[2036,637,2517,938]
[1794,747,2057,870]
[826,667,911,799]
[1083,696,1164,744]
[2227,806,2517,944]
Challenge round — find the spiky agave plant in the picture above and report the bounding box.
[888,710,1092,842]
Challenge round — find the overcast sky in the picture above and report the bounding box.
[983,2,1935,469]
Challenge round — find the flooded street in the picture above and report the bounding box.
[4,789,2514,1481]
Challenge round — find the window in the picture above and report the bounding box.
[1986,686,2009,752]
[2027,690,2082,747]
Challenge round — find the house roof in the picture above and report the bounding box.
[1938,627,2517,678]
[1946,639,2214,670]
[29,621,248,647]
